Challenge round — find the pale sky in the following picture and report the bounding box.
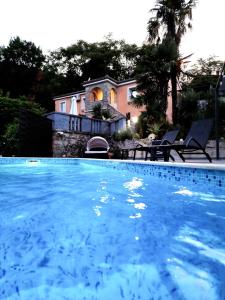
[1,0,224,64]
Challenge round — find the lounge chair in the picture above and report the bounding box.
[120,140,141,159]
[134,129,180,161]
[156,119,213,162]
[84,136,110,159]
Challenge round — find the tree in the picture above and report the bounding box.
[179,56,225,137]
[0,96,45,135]
[31,64,68,111]
[48,37,139,92]
[132,39,178,134]
[190,56,224,76]
[148,0,197,124]
[0,37,45,99]
[0,96,46,155]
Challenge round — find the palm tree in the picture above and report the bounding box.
[148,0,197,124]
[133,40,178,128]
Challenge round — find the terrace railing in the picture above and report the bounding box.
[46,112,125,135]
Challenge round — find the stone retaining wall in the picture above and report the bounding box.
[52,130,225,161]
[52,132,91,157]
[52,131,120,158]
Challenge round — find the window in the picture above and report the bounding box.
[80,97,86,113]
[60,101,66,112]
[110,88,116,105]
[127,87,138,102]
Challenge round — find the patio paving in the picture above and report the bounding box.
[126,149,225,165]
[125,139,225,165]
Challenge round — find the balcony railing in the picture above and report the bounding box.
[46,112,125,135]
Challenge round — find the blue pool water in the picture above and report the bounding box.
[0,160,225,299]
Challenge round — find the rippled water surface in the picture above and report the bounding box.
[0,162,225,300]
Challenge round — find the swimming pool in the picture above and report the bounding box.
[0,158,225,299]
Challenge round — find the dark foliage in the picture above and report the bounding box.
[0,37,45,99]
[132,40,178,132]
[0,97,45,155]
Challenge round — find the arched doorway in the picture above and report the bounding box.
[89,87,103,101]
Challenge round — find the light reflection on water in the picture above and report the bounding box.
[123,177,144,191]
[129,212,142,219]
[174,187,225,203]
[123,177,148,219]
[133,202,147,210]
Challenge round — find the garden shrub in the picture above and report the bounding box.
[113,128,133,141]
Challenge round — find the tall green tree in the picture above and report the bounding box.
[0,37,45,99]
[133,39,178,132]
[0,37,59,111]
[148,0,197,124]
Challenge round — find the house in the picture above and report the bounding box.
[53,75,145,127]
[49,75,173,157]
